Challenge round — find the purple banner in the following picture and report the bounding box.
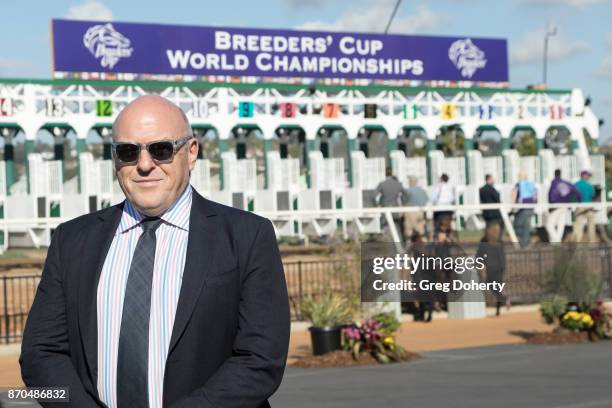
[52,19,508,82]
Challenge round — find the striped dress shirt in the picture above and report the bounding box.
[97,185,192,408]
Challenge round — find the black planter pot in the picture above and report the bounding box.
[309,326,342,355]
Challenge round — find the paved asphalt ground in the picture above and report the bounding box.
[2,342,611,407]
[272,342,612,408]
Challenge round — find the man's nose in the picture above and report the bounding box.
[137,148,156,173]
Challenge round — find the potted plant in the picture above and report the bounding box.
[301,292,351,355]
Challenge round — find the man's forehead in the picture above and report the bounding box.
[124,95,179,112]
[114,114,177,137]
[113,97,188,137]
[118,100,181,124]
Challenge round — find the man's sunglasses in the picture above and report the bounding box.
[112,135,193,164]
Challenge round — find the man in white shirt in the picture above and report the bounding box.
[431,173,455,235]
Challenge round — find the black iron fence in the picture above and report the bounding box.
[503,244,612,304]
[1,274,41,344]
[284,259,361,321]
[2,244,612,343]
[285,245,612,320]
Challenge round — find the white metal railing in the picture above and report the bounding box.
[267,151,300,192]
[191,159,212,194]
[0,160,6,198]
[351,150,385,190]
[0,82,597,134]
[2,201,608,249]
[309,151,345,191]
[221,151,257,192]
[390,151,427,187]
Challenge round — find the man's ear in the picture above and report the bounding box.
[188,137,199,171]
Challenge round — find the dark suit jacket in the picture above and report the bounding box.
[479,184,501,221]
[20,190,291,408]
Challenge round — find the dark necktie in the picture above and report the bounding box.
[117,217,163,408]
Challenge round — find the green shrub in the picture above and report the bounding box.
[540,295,568,325]
[372,312,401,336]
[543,246,603,311]
[301,292,352,328]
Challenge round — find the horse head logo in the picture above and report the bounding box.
[83,23,133,69]
[448,38,487,79]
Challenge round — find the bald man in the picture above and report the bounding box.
[20,96,290,408]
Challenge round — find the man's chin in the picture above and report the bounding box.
[130,198,166,217]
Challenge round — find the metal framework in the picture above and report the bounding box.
[0,78,600,190]
[0,78,599,144]
[0,78,604,251]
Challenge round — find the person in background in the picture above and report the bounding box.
[479,174,503,241]
[547,169,582,242]
[476,222,509,316]
[573,170,597,242]
[512,171,537,248]
[403,176,429,242]
[432,216,453,313]
[431,173,455,237]
[374,167,405,243]
[408,232,434,322]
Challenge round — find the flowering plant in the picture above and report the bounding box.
[589,300,611,339]
[342,313,409,363]
[560,311,594,332]
[558,300,611,339]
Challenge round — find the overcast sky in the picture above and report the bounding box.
[1,0,611,140]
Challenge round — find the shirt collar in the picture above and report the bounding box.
[118,184,193,233]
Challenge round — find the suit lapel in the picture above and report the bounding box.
[77,204,123,394]
[168,191,218,355]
